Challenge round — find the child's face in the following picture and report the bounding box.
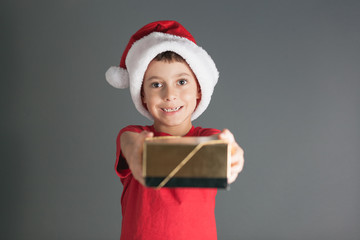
[142,60,201,131]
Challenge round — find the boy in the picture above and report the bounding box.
[106,21,244,240]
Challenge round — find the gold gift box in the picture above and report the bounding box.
[143,136,231,188]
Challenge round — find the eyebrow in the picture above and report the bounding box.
[145,76,162,82]
[145,73,191,82]
[175,73,191,78]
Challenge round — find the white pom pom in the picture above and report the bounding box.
[105,66,130,89]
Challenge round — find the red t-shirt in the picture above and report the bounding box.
[115,125,221,240]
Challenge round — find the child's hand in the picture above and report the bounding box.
[218,129,244,184]
[120,131,154,185]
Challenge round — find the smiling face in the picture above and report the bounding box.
[142,59,201,135]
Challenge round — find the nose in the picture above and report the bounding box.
[163,85,177,101]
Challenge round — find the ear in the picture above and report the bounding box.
[142,98,148,110]
[141,84,146,102]
[196,86,201,100]
[141,85,148,109]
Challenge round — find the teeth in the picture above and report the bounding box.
[162,106,181,112]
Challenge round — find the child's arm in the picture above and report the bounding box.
[218,129,245,184]
[120,129,244,185]
[120,131,153,185]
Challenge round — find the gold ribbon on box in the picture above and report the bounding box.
[145,136,228,189]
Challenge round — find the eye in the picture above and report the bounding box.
[177,79,188,86]
[151,82,163,88]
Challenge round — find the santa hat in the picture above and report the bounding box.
[105,20,219,121]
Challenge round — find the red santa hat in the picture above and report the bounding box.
[105,20,219,121]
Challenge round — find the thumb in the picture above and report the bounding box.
[219,129,235,143]
[139,131,154,140]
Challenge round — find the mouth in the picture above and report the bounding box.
[161,106,183,113]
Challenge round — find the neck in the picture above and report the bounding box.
[153,122,193,136]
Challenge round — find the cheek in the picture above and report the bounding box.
[184,90,199,105]
[142,91,158,108]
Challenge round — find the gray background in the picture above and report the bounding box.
[1,0,359,239]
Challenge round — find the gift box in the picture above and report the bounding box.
[143,136,230,189]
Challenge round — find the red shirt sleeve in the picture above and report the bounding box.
[114,125,220,178]
[115,125,151,178]
[192,126,221,136]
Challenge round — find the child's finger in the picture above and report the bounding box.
[228,172,239,184]
[218,129,235,143]
[229,157,244,184]
[232,146,244,169]
[136,131,154,150]
[231,161,243,174]
[139,131,154,140]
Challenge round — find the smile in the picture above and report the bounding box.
[161,106,182,112]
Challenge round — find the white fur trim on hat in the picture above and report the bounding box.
[126,32,219,121]
[105,66,130,89]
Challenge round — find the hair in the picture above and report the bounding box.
[153,51,186,63]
